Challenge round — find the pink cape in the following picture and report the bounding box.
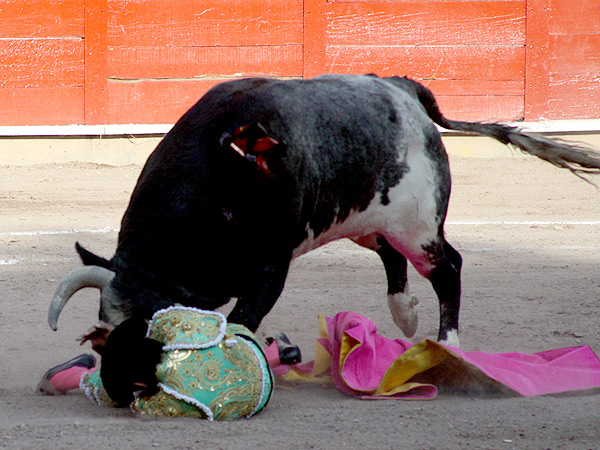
[272,312,600,399]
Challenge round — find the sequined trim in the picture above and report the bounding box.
[237,336,273,417]
[158,382,214,421]
[80,375,97,405]
[147,306,228,351]
[80,370,117,408]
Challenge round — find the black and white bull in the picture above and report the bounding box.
[48,74,600,347]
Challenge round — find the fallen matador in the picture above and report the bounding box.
[38,306,276,420]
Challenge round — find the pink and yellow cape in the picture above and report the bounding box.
[269,311,600,399]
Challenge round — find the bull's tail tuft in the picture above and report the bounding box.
[388,76,600,182]
[446,121,600,182]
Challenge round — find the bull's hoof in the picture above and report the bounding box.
[438,330,460,348]
[388,293,419,338]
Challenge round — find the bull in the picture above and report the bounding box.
[48,74,600,347]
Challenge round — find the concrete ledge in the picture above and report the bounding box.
[0,120,599,165]
[0,135,163,166]
[1,119,599,137]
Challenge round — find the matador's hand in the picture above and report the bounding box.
[76,321,116,355]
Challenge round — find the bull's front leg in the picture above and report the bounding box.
[227,251,292,332]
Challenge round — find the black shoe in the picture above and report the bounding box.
[273,332,302,365]
[36,354,96,395]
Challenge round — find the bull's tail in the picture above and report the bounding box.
[389,76,600,180]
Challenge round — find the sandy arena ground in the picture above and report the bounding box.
[1,153,600,449]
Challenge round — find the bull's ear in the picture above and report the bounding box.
[76,242,111,268]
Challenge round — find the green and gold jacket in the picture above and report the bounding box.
[81,306,273,420]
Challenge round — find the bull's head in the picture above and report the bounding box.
[48,265,126,331]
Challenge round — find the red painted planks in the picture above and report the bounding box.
[550,0,600,35]
[328,1,526,46]
[85,0,109,125]
[436,94,524,122]
[0,0,85,124]
[330,0,518,2]
[107,0,303,47]
[108,45,303,79]
[0,39,84,88]
[326,46,525,81]
[304,0,328,78]
[548,74,600,119]
[0,0,595,126]
[107,78,248,124]
[524,0,550,120]
[0,87,84,125]
[104,0,305,122]
[108,78,525,124]
[549,34,600,73]
[524,0,600,120]
[0,0,84,38]
[424,79,523,97]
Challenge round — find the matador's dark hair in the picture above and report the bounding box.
[100,317,163,408]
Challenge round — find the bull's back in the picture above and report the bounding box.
[117,75,445,287]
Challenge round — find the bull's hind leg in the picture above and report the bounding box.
[424,239,462,346]
[352,235,419,338]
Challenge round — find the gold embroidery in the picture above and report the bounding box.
[149,309,224,346]
[167,349,193,365]
[137,390,207,419]
[143,308,271,420]
[203,362,221,382]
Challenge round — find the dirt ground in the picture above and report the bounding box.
[1,153,600,449]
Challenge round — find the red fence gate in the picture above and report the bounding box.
[0,0,598,126]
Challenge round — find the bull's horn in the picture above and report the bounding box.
[48,266,115,331]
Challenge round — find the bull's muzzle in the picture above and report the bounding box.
[48,266,116,331]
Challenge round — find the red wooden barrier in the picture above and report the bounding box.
[546,0,600,119]
[0,0,84,125]
[86,0,109,124]
[0,0,597,126]
[106,0,303,124]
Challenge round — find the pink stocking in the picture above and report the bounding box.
[264,341,281,368]
[51,367,96,394]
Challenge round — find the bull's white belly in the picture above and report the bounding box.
[292,150,442,271]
